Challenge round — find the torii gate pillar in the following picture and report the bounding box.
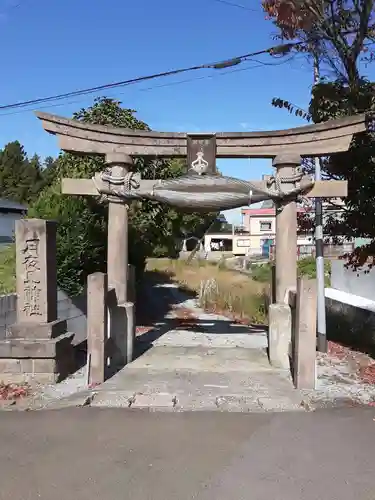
[105,153,131,304]
[273,154,300,303]
[105,153,134,367]
[269,154,300,371]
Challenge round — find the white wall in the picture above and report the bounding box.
[249,215,275,236]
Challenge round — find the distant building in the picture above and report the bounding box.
[241,200,353,257]
[0,198,27,246]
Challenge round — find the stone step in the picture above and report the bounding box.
[87,341,302,413]
[130,345,274,373]
[147,328,267,350]
[98,365,294,395]
[90,385,304,413]
[96,367,295,395]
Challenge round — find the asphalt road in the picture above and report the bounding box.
[0,407,374,500]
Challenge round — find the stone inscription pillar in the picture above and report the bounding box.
[16,219,57,324]
[0,219,74,384]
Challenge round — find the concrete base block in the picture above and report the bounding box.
[0,332,75,384]
[124,302,135,365]
[268,303,292,370]
[108,301,135,369]
[0,332,74,359]
[7,319,67,340]
[0,372,58,385]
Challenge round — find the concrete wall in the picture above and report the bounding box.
[0,289,87,345]
[330,259,375,301]
[325,287,375,357]
[326,259,375,356]
[0,264,136,346]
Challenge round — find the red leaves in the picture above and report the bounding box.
[360,364,375,385]
[342,246,375,272]
[262,0,314,38]
[0,383,30,401]
[327,341,375,385]
[136,326,153,336]
[173,306,200,329]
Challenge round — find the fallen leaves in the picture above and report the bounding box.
[326,341,375,385]
[0,382,30,401]
[360,364,375,385]
[135,326,153,336]
[173,306,200,329]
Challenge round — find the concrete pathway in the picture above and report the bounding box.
[14,278,375,412]
[1,407,375,499]
[90,283,303,411]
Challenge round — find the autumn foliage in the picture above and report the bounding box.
[263,0,315,38]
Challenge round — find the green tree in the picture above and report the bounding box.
[263,1,375,268]
[41,155,59,189]
[22,154,45,202]
[0,141,30,203]
[31,97,213,294]
[309,79,375,269]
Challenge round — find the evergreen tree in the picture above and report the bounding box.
[41,156,59,189]
[0,141,29,203]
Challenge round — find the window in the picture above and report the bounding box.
[237,239,250,247]
[260,221,272,231]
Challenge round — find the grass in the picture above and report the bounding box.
[0,245,15,295]
[249,256,331,286]
[146,258,269,325]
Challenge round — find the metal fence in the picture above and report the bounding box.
[270,243,354,261]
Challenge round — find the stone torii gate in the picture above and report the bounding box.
[36,111,367,368]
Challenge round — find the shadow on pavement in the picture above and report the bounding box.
[134,270,267,361]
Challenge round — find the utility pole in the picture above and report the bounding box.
[313,54,327,353]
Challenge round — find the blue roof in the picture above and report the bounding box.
[0,198,27,212]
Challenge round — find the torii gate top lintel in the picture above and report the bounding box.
[35,111,368,159]
[35,109,360,322]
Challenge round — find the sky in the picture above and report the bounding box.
[0,0,336,223]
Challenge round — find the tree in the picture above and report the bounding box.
[41,156,59,189]
[263,0,375,89]
[0,143,53,204]
[309,79,375,268]
[22,154,45,202]
[0,141,31,203]
[31,97,214,295]
[263,1,375,268]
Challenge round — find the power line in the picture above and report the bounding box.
[0,42,297,112]
[0,55,304,117]
[208,0,259,12]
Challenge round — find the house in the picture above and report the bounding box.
[241,199,354,258]
[0,198,27,246]
[203,230,252,256]
[240,200,313,256]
